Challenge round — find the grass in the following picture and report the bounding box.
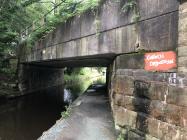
[64,67,106,96]
[117,133,125,140]
[61,106,72,119]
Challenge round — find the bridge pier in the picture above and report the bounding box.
[110,54,187,139]
[18,64,64,103]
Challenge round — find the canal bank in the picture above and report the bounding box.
[38,84,117,140]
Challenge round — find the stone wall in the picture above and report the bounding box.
[109,1,187,139]
[178,1,187,73]
[110,66,187,139]
[18,64,64,103]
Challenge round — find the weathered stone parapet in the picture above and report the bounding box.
[178,1,187,73]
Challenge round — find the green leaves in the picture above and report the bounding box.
[24,0,100,48]
[121,0,137,13]
[0,0,52,53]
[61,106,72,119]
[0,0,101,53]
[121,0,140,22]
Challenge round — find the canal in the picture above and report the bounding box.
[0,67,106,140]
[0,91,65,140]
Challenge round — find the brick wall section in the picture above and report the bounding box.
[110,69,187,139]
[178,1,187,73]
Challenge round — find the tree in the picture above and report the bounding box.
[0,0,52,53]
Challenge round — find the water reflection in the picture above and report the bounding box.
[64,89,73,104]
[0,91,64,140]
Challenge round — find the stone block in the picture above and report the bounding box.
[113,75,134,95]
[116,25,138,53]
[99,0,179,31]
[180,107,187,128]
[136,113,149,133]
[138,12,178,51]
[178,46,187,57]
[146,115,187,139]
[178,32,187,46]
[134,80,150,98]
[145,135,159,140]
[178,67,187,73]
[45,32,53,48]
[59,21,71,42]
[80,37,89,56]
[80,10,98,36]
[128,130,145,140]
[27,54,31,62]
[99,30,116,53]
[100,0,119,31]
[51,45,57,59]
[148,82,167,101]
[149,101,166,121]
[115,53,144,70]
[81,35,99,55]
[62,40,80,58]
[147,117,160,138]
[56,43,64,59]
[44,47,52,59]
[167,86,187,107]
[178,56,187,67]
[164,125,181,140]
[114,106,137,128]
[116,69,133,76]
[164,104,181,126]
[34,50,40,61]
[181,130,187,140]
[139,0,179,21]
[113,94,124,106]
[122,96,135,111]
[70,16,81,40]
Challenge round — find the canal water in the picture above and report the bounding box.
[0,89,73,140]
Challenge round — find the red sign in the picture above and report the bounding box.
[144,51,177,71]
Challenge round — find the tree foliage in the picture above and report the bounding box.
[0,0,52,53]
[24,0,100,48]
[0,0,100,53]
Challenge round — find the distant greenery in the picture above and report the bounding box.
[0,58,18,86]
[93,77,106,84]
[64,67,106,96]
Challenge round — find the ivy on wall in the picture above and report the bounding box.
[22,0,101,48]
[121,0,140,22]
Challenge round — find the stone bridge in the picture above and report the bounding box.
[19,0,187,139]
